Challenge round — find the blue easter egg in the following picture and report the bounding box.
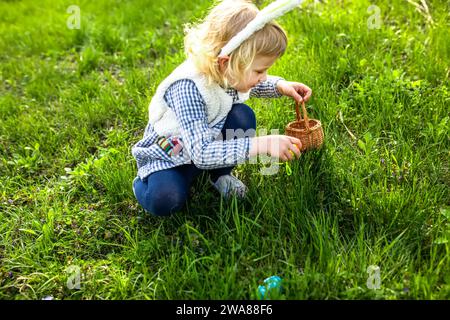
[258,275,283,300]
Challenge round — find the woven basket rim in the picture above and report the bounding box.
[286,119,322,133]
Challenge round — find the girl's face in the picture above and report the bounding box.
[219,55,278,92]
[235,55,278,92]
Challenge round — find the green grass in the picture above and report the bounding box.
[0,0,449,299]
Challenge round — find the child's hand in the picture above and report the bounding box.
[276,80,312,103]
[249,135,302,162]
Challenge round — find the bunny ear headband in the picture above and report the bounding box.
[218,0,304,58]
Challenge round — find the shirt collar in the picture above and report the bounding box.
[225,87,239,103]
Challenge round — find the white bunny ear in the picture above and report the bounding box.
[218,0,303,57]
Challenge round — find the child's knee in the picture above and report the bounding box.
[227,103,256,131]
[143,184,188,217]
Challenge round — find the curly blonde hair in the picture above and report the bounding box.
[184,0,288,88]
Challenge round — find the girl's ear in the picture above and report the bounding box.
[217,55,230,72]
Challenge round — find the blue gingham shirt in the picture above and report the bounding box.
[132,76,284,179]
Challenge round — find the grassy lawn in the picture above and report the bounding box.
[0,0,448,299]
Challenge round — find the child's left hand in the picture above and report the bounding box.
[276,80,312,103]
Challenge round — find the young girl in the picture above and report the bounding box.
[132,0,312,217]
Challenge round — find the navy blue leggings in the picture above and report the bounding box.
[133,103,256,216]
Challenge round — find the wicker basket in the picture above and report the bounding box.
[285,100,324,152]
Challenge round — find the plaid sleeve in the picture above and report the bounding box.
[250,75,284,98]
[164,79,251,169]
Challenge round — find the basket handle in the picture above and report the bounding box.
[295,100,310,132]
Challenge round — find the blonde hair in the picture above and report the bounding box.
[184,0,288,88]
